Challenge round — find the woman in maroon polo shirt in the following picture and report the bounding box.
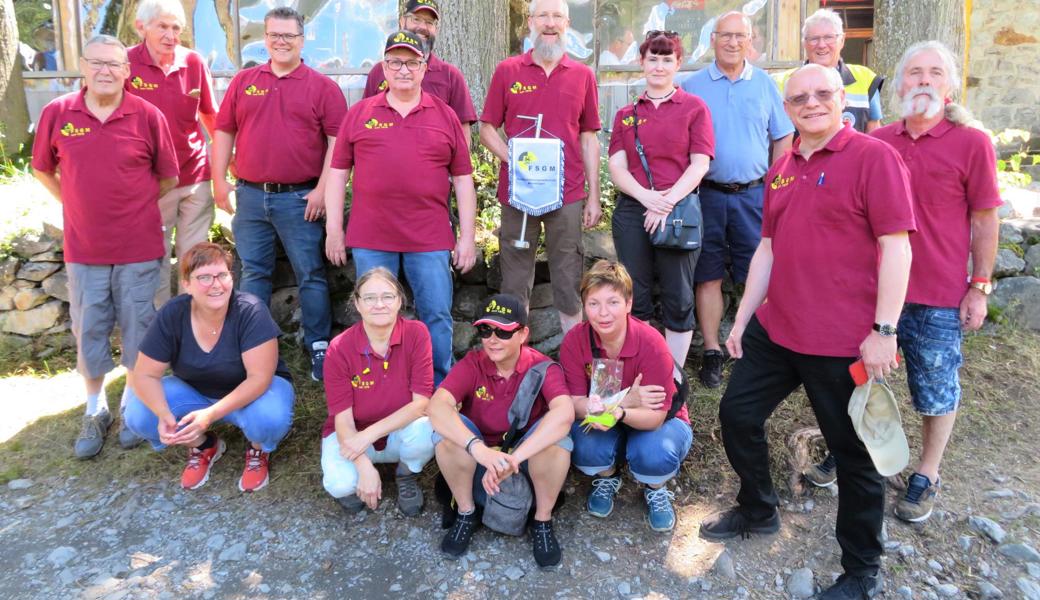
[320,267,435,517]
[607,30,714,371]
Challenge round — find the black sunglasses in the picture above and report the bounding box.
[645,30,679,40]
[476,324,519,340]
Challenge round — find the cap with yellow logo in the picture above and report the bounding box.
[473,293,527,331]
[384,30,426,57]
[405,0,439,19]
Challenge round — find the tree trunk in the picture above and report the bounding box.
[873,0,965,113]
[0,0,30,155]
[435,0,510,115]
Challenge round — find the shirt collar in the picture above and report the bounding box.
[893,117,955,139]
[476,345,536,380]
[70,87,139,120]
[791,122,855,156]
[637,86,685,106]
[520,49,573,70]
[352,316,406,354]
[259,59,307,79]
[426,52,443,71]
[588,316,640,360]
[373,89,436,111]
[129,43,189,72]
[708,59,753,81]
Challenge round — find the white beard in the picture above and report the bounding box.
[531,32,566,63]
[900,86,944,119]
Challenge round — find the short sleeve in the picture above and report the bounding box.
[868,92,883,121]
[194,54,217,116]
[607,109,627,157]
[235,294,282,353]
[447,108,474,177]
[407,321,435,396]
[215,74,241,133]
[863,143,916,238]
[323,330,355,417]
[138,301,181,363]
[152,110,180,179]
[330,110,355,170]
[31,103,58,173]
[539,363,571,402]
[765,76,795,140]
[439,352,478,407]
[558,326,590,397]
[578,69,601,133]
[687,98,715,158]
[479,64,507,127]
[964,131,1003,210]
[633,333,678,411]
[319,76,348,137]
[446,65,478,124]
[363,63,385,99]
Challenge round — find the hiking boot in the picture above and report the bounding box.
[530,518,562,568]
[894,473,939,523]
[699,506,781,541]
[644,486,677,532]
[815,573,882,599]
[74,410,112,459]
[117,415,144,450]
[181,437,226,490]
[441,509,480,559]
[238,446,270,492]
[804,453,838,487]
[587,475,622,518]
[698,349,725,388]
[310,340,329,382]
[395,463,424,517]
[336,494,366,514]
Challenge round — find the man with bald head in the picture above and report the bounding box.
[700,64,915,599]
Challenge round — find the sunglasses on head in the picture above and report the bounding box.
[476,324,519,340]
[645,30,679,40]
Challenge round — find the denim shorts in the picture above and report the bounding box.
[898,304,963,416]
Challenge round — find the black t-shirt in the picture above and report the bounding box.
[139,290,293,398]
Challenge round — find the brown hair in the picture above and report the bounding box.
[580,260,634,302]
[179,242,233,281]
[353,266,407,301]
[639,31,683,61]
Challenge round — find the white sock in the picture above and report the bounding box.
[120,386,132,410]
[85,393,105,416]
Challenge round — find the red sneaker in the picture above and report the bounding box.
[239,446,270,492]
[181,437,226,490]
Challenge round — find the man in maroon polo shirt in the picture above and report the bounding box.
[126,0,218,309]
[699,64,915,600]
[362,0,476,134]
[480,0,602,334]
[212,6,347,382]
[32,35,179,460]
[325,31,476,388]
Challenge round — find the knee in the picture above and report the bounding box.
[719,398,758,433]
[628,435,684,477]
[571,428,618,473]
[398,419,435,461]
[123,397,158,438]
[241,383,294,443]
[322,468,358,498]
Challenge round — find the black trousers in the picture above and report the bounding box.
[611,194,699,332]
[720,316,884,576]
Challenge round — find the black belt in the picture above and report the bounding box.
[239,178,319,194]
[703,178,763,193]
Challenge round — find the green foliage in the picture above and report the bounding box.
[999,242,1025,258]
[991,129,1039,190]
[987,304,1007,325]
[0,129,33,184]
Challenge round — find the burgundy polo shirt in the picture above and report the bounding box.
[871,119,1002,308]
[322,317,433,444]
[481,50,601,205]
[757,124,917,357]
[608,88,715,190]
[331,91,472,253]
[559,316,688,424]
[126,44,217,186]
[215,61,347,184]
[363,53,477,125]
[438,346,569,446]
[32,89,178,265]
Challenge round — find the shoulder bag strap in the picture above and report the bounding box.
[499,361,554,453]
[631,101,655,191]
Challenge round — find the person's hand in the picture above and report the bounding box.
[339,431,372,462]
[472,444,520,496]
[959,287,988,331]
[638,189,673,214]
[583,197,602,229]
[643,210,668,235]
[356,462,382,510]
[156,412,182,446]
[587,405,624,431]
[859,331,899,381]
[167,407,215,445]
[587,394,606,415]
[621,373,666,410]
[325,228,347,266]
[213,179,235,215]
[726,321,746,359]
[303,187,326,222]
[452,237,477,274]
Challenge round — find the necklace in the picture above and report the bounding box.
[645,88,675,101]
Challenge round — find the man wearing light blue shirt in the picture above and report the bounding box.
[681,11,793,388]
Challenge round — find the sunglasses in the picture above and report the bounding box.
[476,324,519,340]
[785,88,840,106]
[645,30,679,40]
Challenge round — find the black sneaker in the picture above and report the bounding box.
[815,573,882,599]
[698,349,725,388]
[310,340,329,382]
[699,506,781,541]
[804,453,838,487]
[336,494,366,514]
[441,509,479,559]
[530,519,562,568]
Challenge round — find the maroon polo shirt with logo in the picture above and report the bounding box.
[438,346,569,446]
[363,53,477,125]
[126,44,217,186]
[559,315,688,424]
[871,119,1002,308]
[331,91,472,253]
[608,88,715,190]
[215,61,347,184]
[757,124,916,357]
[322,317,433,447]
[32,89,178,265]
[481,50,600,205]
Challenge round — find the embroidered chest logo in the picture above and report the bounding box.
[60,122,91,137]
[130,76,159,91]
[584,363,593,378]
[364,118,394,130]
[770,173,795,190]
[621,115,648,127]
[351,373,375,390]
[475,385,493,402]
[377,80,388,91]
[244,84,269,97]
[509,81,538,95]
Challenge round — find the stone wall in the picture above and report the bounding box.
[0,224,74,356]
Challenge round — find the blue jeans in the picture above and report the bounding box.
[571,418,693,485]
[124,375,295,453]
[232,183,331,347]
[898,304,963,416]
[353,248,454,386]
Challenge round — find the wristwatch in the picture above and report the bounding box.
[970,277,993,295]
[873,322,898,337]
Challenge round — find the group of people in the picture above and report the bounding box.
[30,0,1000,597]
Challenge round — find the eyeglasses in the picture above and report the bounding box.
[82,58,126,71]
[785,88,840,105]
[476,324,519,340]
[193,271,232,286]
[645,30,679,40]
[805,34,841,46]
[533,11,568,23]
[265,32,304,43]
[385,57,424,71]
[714,31,749,42]
[404,13,437,28]
[359,292,399,307]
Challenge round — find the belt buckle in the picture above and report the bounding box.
[262,182,280,194]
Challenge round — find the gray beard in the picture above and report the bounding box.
[531,33,566,63]
[900,86,943,119]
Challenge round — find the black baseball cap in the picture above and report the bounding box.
[473,294,527,331]
[405,0,439,19]
[384,30,425,57]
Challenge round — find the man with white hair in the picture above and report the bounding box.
[480,0,601,334]
[700,63,914,600]
[126,0,218,315]
[776,8,883,133]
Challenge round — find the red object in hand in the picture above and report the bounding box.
[849,354,901,386]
